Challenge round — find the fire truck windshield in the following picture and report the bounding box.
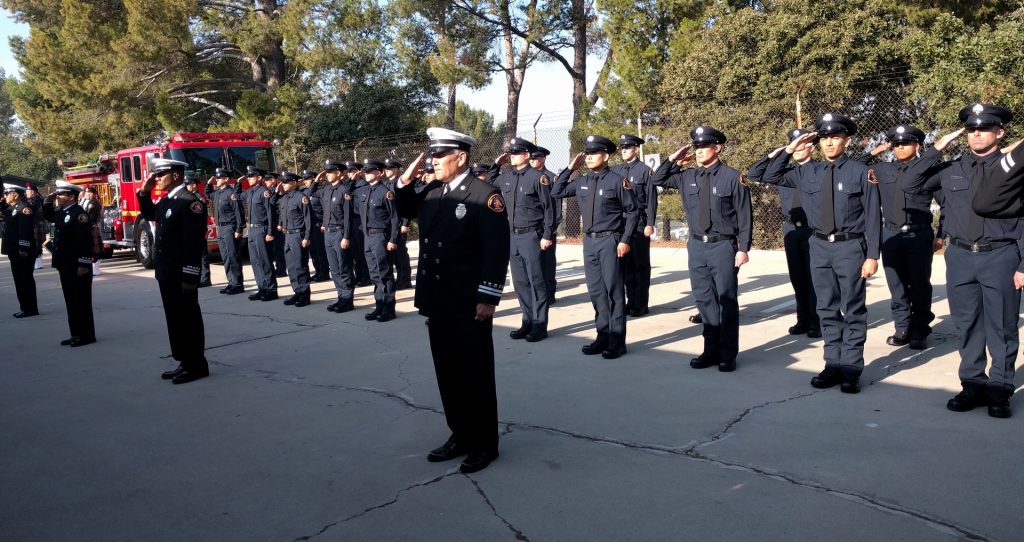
[228,146,276,176]
[167,147,224,179]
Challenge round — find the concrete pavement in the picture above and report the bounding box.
[1,245,1021,541]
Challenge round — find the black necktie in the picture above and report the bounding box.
[821,163,836,234]
[967,158,985,241]
[510,172,519,226]
[585,174,596,232]
[699,170,711,234]
[363,187,371,233]
[282,192,290,230]
[896,165,908,225]
[442,183,450,196]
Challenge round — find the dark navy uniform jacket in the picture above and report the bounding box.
[303,184,325,226]
[486,165,557,239]
[384,177,412,229]
[137,186,208,285]
[320,182,354,240]
[747,152,810,227]
[906,150,1024,272]
[764,153,882,259]
[1,200,36,256]
[243,184,276,231]
[43,202,94,270]
[972,143,1024,218]
[611,159,658,233]
[277,190,313,241]
[551,167,639,238]
[395,172,511,320]
[857,149,940,230]
[211,186,245,230]
[354,182,400,244]
[651,160,753,252]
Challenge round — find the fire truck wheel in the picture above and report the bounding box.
[136,220,155,269]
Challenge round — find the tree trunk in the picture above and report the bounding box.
[569,0,587,127]
[501,0,522,141]
[445,82,457,129]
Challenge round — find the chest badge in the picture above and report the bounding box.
[64,214,71,223]
[165,209,173,219]
[712,186,717,195]
[837,182,843,191]
[455,203,467,220]
[599,189,603,196]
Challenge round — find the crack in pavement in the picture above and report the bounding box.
[219,365,996,541]
[202,310,322,328]
[291,471,460,541]
[464,475,531,541]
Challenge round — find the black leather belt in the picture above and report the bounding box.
[691,234,736,243]
[367,228,387,234]
[248,223,265,229]
[950,237,1014,253]
[584,231,616,238]
[285,228,303,234]
[884,223,931,233]
[512,226,541,235]
[218,223,236,227]
[814,231,864,242]
[324,226,342,233]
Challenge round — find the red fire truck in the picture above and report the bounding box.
[62,132,277,268]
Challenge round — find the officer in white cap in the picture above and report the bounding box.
[138,158,210,384]
[2,183,39,317]
[43,181,96,346]
[393,127,510,474]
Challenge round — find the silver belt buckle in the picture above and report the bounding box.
[971,243,981,253]
[827,233,836,242]
[900,225,910,233]
[702,235,709,242]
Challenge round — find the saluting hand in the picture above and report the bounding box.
[869,142,891,157]
[861,258,878,279]
[400,153,427,184]
[1003,139,1022,154]
[934,128,965,152]
[494,152,510,166]
[141,173,157,193]
[786,133,818,154]
[669,144,692,162]
[567,152,586,171]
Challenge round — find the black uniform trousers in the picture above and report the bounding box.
[309,226,328,277]
[272,234,286,276]
[217,225,244,288]
[350,229,371,284]
[880,226,935,337]
[582,234,627,348]
[428,316,498,453]
[324,228,354,302]
[624,231,652,311]
[542,238,557,301]
[284,232,311,295]
[782,223,818,330]
[364,231,395,309]
[395,229,412,286]
[157,278,208,373]
[8,255,37,314]
[57,266,94,340]
[689,238,740,361]
[247,226,278,293]
[510,229,549,326]
[809,236,868,377]
[945,243,1020,401]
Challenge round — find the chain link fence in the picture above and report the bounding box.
[288,87,1020,249]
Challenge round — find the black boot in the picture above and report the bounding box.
[525,323,548,342]
[510,323,530,340]
[294,292,311,307]
[364,301,382,321]
[248,290,265,301]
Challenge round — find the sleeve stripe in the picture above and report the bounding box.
[478,285,503,296]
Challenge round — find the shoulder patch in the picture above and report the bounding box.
[867,169,878,184]
[739,174,749,187]
[21,206,32,215]
[486,193,506,213]
[230,193,237,201]
[343,193,352,201]
[539,175,550,186]
[622,178,633,190]
[190,200,205,214]
[385,191,394,201]
[77,213,89,223]
[301,195,310,205]
[263,190,271,198]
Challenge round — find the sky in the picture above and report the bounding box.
[0,12,25,77]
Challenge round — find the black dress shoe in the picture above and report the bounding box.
[294,296,311,307]
[326,301,339,312]
[357,280,372,287]
[60,337,79,346]
[198,281,212,288]
[276,270,288,278]
[223,286,244,295]
[547,296,557,305]
[806,328,822,339]
[219,287,230,294]
[908,336,927,350]
[460,450,499,474]
[336,302,354,313]
[509,324,530,340]
[947,388,989,412]
[376,311,396,322]
[397,282,414,290]
[172,370,209,385]
[840,378,861,394]
[524,325,548,343]
[689,353,719,369]
[629,307,650,318]
[886,330,909,346]
[313,274,330,282]
[69,337,96,347]
[988,399,1012,418]
[602,344,627,359]
[13,311,39,318]
[718,359,736,372]
[364,307,382,320]
[582,340,609,355]
[261,292,279,302]
[161,366,186,380]
[688,314,703,324]
[248,290,265,301]
[788,323,809,335]
[283,295,298,306]
[427,438,467,462]
[811,367,843,389]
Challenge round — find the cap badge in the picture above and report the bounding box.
[823,114,833,122]
[896,126,905,133]
[587,136,595,142]
[696,127,704,134]
[973,104,984,114]
[792,130,800,137]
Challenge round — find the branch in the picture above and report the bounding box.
[588,48,613,105]
[168,78,270,93]
[196,0,252,12]
[184,96,237,118]
[168,90,238,99]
